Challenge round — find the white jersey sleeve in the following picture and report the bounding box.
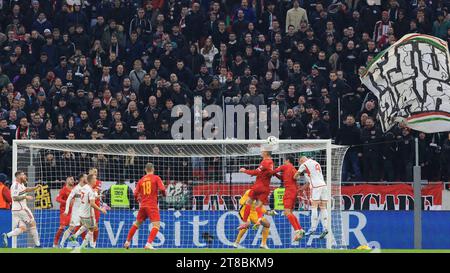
[65,184,80,214]
[11,182,27,211]
[298,159,326,188]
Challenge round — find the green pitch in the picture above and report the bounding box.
[1,248,450,253]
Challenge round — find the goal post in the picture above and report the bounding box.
[11,139,348,249]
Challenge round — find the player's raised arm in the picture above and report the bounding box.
[11,184,32,201]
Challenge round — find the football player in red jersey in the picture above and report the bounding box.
[238,150,274,230]
[53,176,75,247]
[124,163,166,249]
[272,156,305,241]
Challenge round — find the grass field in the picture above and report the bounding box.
[0,248,449,253]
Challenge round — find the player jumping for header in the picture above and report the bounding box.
[294,156,329,239]
[238,150,274,230]
[124,163,166,250]
[271,156,305,241]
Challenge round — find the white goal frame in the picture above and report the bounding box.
[11,139,337,249]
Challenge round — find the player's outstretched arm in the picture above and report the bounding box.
[240,167,263,176]
[24,184,41,192]
[12,195,33,201]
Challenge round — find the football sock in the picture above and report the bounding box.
[54,227,64,245]
[60,228,73,246]
[30,226,40,246]
[311,207,319,231]
[81,231,93,248]
[262,227,269,246]
[127,224,139,242]
[235,229,247,244]
[320,207,328,231]
[147,227,159,244]
[7,228,23,237]
[287,214,301,230]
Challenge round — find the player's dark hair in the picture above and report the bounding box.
[14,171,24,177]
[286,156,295,164]
[78,173,86,180]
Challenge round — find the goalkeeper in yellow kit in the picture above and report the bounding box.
[233,189,276,249]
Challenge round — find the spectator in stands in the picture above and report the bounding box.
[360,117,383,182]
[336,115,362,181]
[442,132,450,181]
[286,0,308,33]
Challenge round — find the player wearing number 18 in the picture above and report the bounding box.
[124,163,166,250]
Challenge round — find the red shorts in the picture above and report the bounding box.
[137,207,160,223]
[249,187,270,204]
[60,213,71,226]
[283,189,298,210]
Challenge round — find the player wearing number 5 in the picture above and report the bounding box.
[124,163,166,250]
[294,156,329,239]
[2,171,41,248]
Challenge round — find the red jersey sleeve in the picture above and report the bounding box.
[56,187,67,205]
[157,176,166,196]
[134,179,142,200]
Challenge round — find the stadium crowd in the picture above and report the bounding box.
[0,0,449,186]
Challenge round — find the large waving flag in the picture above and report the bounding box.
[360,34,450,133]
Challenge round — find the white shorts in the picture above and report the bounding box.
[311,186,328,201]
[80,216,96,229]
[70,211,81,227]
[12,208,35,227]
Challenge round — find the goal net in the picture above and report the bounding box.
[12,139,348,249]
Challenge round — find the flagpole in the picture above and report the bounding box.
[413,137,423,249]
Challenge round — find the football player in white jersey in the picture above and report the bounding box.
[59,174,87,247]
[78,174,106,248]
[2,171,41,248]
[294,156,329,239]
